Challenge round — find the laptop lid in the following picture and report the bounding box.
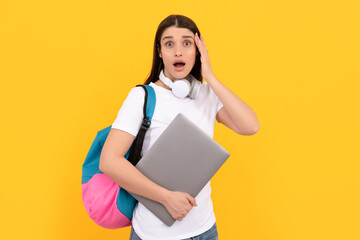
[128,113,230,226]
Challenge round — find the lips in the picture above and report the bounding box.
[173,60,186,71]
[173,63,185,71]
[173,60,185,66]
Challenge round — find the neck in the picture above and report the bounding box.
[168,75,190,82]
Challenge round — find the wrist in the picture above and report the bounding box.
[204,72,216,82]
[158,187,171,205]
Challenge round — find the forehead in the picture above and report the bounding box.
[161,26,194,41]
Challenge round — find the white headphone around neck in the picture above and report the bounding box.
[159,69,201,99]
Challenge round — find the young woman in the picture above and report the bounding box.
[99,15,259,240]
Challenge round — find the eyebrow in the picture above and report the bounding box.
[162,36,194,42]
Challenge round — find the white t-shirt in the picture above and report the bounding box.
[111,81,223,240]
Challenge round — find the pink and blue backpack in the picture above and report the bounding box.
[81,85,156,229]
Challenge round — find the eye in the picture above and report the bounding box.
[165,41,192,47]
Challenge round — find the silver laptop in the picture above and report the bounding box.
[128,113,230,226]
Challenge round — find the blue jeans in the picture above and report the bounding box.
[129,222,219,240]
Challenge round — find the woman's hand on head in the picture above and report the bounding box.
[194,32,214,80]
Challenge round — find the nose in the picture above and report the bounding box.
[175,45,182,57]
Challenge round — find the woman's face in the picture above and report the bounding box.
[158,26,198,82]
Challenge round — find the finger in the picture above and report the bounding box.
[196,34,208,56]
[195,36,204,56]
[186,194,197,206]
[200,34,207,48]
[195,33,203,49]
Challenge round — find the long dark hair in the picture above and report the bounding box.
[143,15,203,85]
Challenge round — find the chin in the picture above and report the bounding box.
[165,66,191,80]
[174,69,191,78]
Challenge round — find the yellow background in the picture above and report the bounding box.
[1,0,359,239]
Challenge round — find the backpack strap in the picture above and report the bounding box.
[127,85,156,166]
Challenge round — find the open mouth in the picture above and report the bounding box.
[173,62,185,67]
[173,61,186,71]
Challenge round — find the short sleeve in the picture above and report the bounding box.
[205,82,223,113]
[216,95,224,113]
[111,87,145,137]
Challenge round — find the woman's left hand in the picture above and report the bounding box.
[195,33,214,80]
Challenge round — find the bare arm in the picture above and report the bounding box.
[99,128,168,204]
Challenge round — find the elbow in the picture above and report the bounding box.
[99,152,125,173]
[236,124,260,135]
[99,158,106,173]
[251,123,260,134]
[99,153,109,173]
[249,123,260,135]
